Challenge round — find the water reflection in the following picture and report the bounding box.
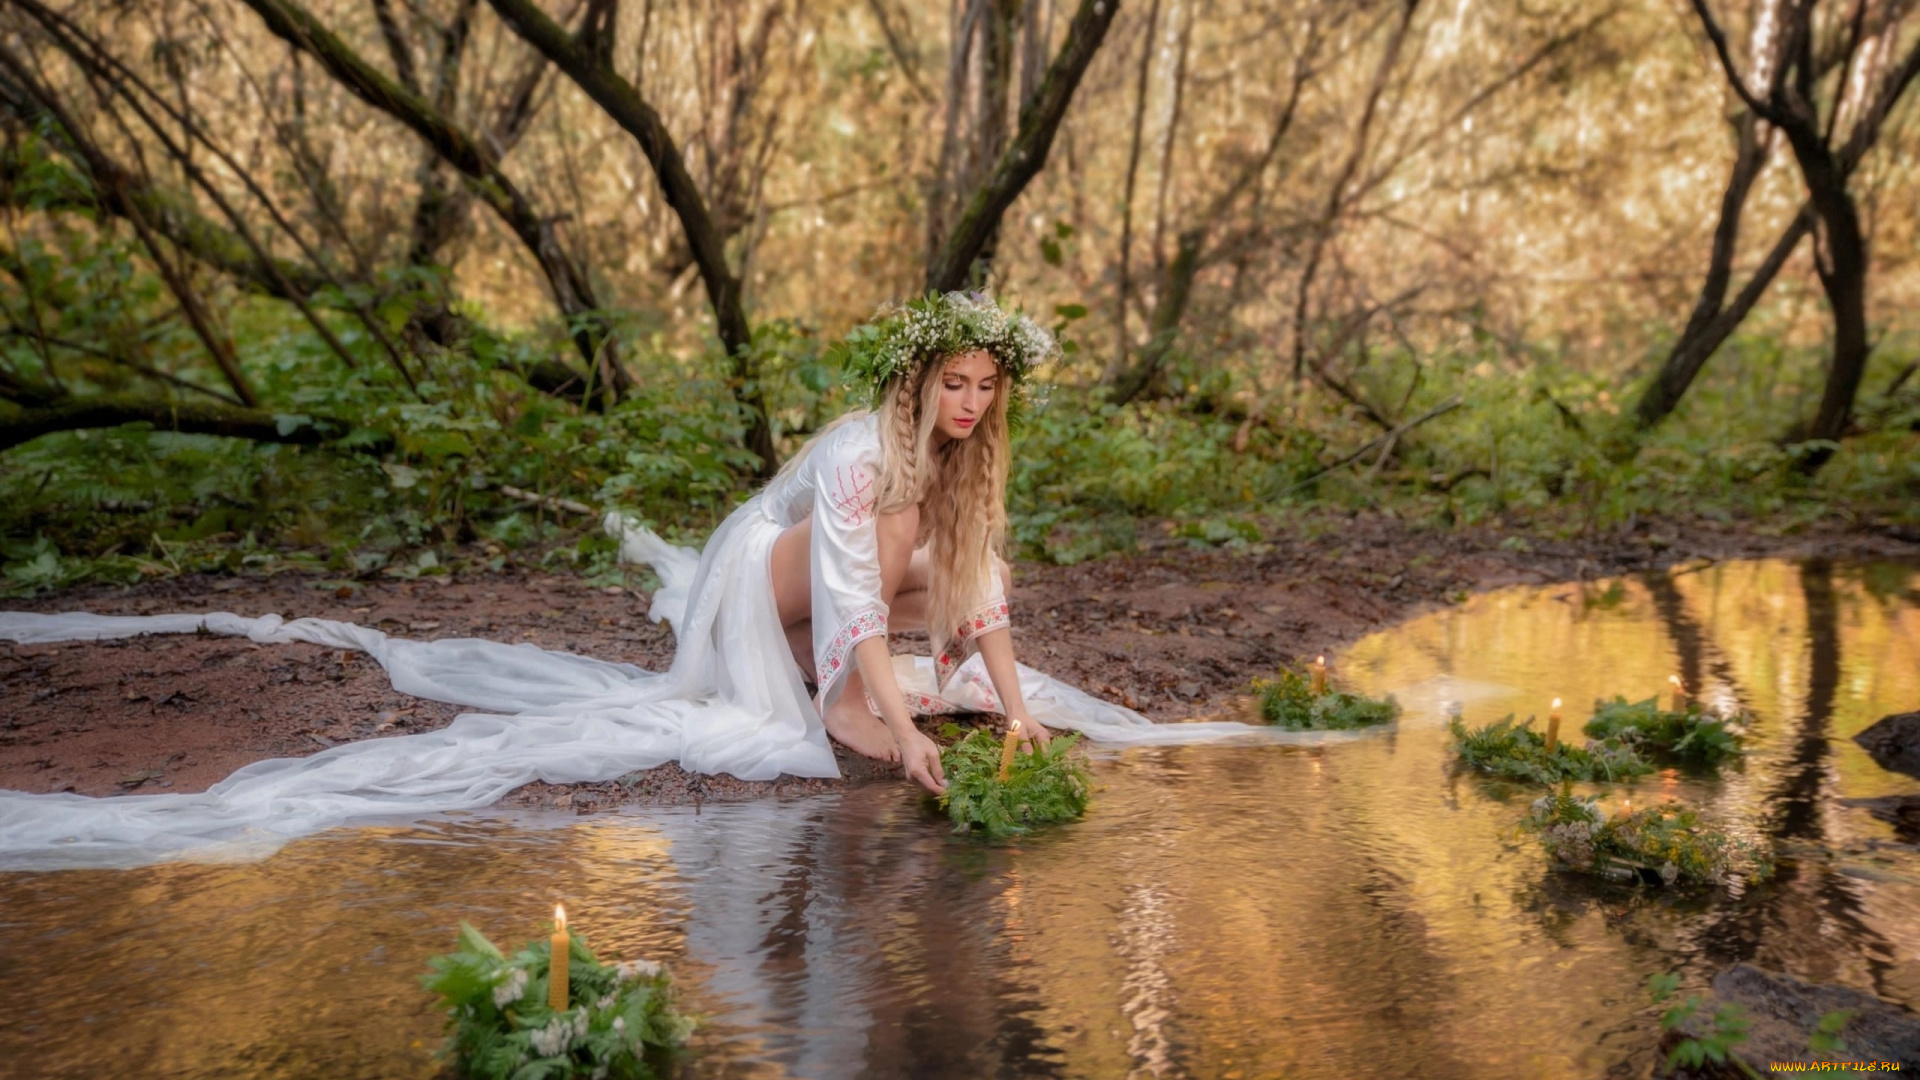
[2,559,1917,1079]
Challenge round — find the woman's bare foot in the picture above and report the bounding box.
[822,694,900,763]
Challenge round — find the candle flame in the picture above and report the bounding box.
[1315,655,1325,665]
[1551,697,1562,709]
[1669,674,1684,690]
[555,904,566,930]
[1009,718,1020,732]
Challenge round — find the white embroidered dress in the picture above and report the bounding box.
[0,414,1278,868]
[744,414,1009,718]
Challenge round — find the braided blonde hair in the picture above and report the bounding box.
[776,351,1012,660]
[874,354,1011,661]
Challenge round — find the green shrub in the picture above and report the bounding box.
[1448,714,1654,783]
[1525,791,1772,886]
[1253,669,1399,730]
[1583,696,1745,766]
[936,728,1092,838]
[421,921,692,1080]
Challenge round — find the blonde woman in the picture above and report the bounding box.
[652,292,1056,794]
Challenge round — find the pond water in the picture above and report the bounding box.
[4,558,1918,1079]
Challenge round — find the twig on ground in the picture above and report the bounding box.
[1283,395,1465,496]
[498,485,594,516]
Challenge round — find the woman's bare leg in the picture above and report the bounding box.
[886,546,931,633]
[889,554,1011,644]
[819,506,923,759]
[769,515,908,762]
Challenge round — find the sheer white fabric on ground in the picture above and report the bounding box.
[0,516,1286,869]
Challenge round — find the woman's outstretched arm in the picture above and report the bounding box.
[865,506,947,793]
[973,624,1051,750]
[852,636,946,793]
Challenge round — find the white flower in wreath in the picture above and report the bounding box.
[616,958,663,981]
[529,1012,585,1057]
[491,966,529,1009]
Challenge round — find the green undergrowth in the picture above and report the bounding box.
[4,210,1916,592]
[0,315,763,596]
[1449,714,1655,784]
[421,920,691,1080]
[1583,696,1747,767]
[1252,669,1400,730]
[1649,973,1856,1078]
[1525,791,1772,887]
[935,728,1091,839]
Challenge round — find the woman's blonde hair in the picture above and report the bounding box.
[780,350,1011,660]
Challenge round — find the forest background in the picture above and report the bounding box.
[1,0,1916,595]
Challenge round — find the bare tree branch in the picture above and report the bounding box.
[0,394,370,453]
[925,0,1120,293]
[480,0,775,473]
[0,43,259,407]
[1688,0,1784,122]
[236,0,629,399]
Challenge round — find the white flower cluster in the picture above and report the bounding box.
[846,291,1055,401]
[490,966,529,1009]
[614,958,663,981]
[529,1008,589,1057]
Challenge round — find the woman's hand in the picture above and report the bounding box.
[898,728,948,795]
[1011,711,1051,751]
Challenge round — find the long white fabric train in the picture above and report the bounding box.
[0,515,1290,869]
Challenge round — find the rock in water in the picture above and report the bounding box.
[1844,795,1920,844]
[1664,964,1920,1077]
[1855,711,1920,778]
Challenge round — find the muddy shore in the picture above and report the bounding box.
[4,512,1912,810]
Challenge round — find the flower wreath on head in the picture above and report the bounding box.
[828,291,1055,426]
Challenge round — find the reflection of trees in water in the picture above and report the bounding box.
[718,789,1065,1079]
[1641,569,1756,719]
[1690,561,1900,997]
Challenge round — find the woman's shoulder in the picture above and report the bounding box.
[811,411,883,466]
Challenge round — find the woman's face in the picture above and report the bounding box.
[932,349,999,442]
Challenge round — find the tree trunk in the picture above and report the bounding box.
[925,0,1119,293]
[1108,228,1200,406]
[1106,0,1160,385]
[480,0,776,474]
[1774,116,1870,471]
[1801,197,1870,468]
[965,0,1021,282]
[1633,113,1772,429]
[1291,0,1419,382]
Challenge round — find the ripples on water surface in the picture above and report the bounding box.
[3,559,1918,1079]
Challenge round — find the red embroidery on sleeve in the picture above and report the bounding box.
[830,465,876,527]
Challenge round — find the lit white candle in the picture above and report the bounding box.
[1310,656,1327,696]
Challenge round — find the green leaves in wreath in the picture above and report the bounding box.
[421,921,692,1080]
[1252,668,1399,730]
[936,728,1091,838]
